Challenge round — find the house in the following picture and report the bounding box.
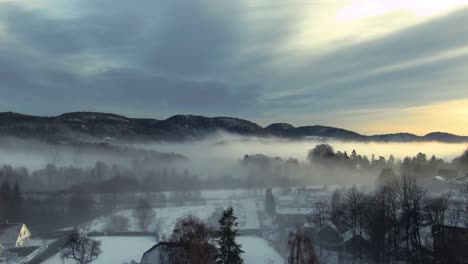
[140,242,218,264]
[341,229,370,256]
[318,220,341,250]
[275,207,315,226]
[437,169,459,179]
[296,186,328,204]
[0,223,31,248]
[432,224,468,264]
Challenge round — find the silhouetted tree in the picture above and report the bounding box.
[265,188,276,216]
[392,176,426,263]
[308,144,335,163]
[133,199,155,232]
[287,229,318,264]
[61,230,101,264]
[216,207,243,264]
[170,215,216,264]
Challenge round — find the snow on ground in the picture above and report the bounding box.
[28,238,56,247]
[19,239,56,264]
[86,199,260,238]
[43,236,156,264]
[241,199,260,230]
[43,236,283,264]
[238,236,284,264]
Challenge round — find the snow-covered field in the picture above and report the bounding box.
[86,199,260,238]
[43,236,156,264]
[41,199,280,264]
[42,236,283,264]
[239,236,284,264]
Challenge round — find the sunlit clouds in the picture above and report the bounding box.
[0,0,467,134]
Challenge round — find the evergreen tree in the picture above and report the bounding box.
[0,181,11,222]
[11,182,22,221]
[216,207,244,264]
[265,188,276,216]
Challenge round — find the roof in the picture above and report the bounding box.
[442,209,468,228]
[320,220,339,233]
[276,207,316,215]
[141,242,218,264]
[0,224,24,245]
[297,186,327,192]
[341,229,370,242]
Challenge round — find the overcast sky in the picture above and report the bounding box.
[1,0,467,135]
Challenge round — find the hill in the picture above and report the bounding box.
[0,111,467,143]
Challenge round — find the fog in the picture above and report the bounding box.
[131,132,468,177]
[0,136,186,171]
[0,133,466,179]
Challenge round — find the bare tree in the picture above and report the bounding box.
[391,176,426,264]
[339,186,367,263]
[61,230,102,264]
[169,215,216,264]
[287,229,318,264]
[313,200,329,229]
[424,192,451,226]
[133,199,155,232]
[363,185,397,264]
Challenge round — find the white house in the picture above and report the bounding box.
[0,223,31,248]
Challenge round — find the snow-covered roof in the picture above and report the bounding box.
[276,207,316,215]
[297,186,327,193]
[341,229,370,242]
[277,196,295,201]
[0,224,24,245]
[442,209,468,228]
[321,220,339,233]
[141,242,218,264]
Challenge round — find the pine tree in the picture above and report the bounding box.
[216,207,244,264]
[0,181,11,222]
[11,182,22,221]
[265,188,276,216]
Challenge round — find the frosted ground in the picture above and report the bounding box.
[42,198,284,263]
[86,199,260,237]
[43,236,284,264]
[43,236,156,264]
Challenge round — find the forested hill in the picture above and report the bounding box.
[0,111,467,143]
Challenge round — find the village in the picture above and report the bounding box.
[1,169,467,264]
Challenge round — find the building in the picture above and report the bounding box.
[0,223,31,248]
[437,169,459,179]
[275,207,315,226]
[140,242,217,264]
[296,186,328,204]
[318,220,341,250]
[432,224,468,264]
[341,229,370,257]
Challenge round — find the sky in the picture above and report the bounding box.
[0,0,467,135]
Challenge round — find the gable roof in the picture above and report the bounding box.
[341,229,370,242]
[276,207,317,215]
[0,224,25,245]
[320,220,339,233]
[141,242,218,264]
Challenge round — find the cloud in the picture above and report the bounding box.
[0,1,279,116]
[0,0,467,134]
[264,7,468,112]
